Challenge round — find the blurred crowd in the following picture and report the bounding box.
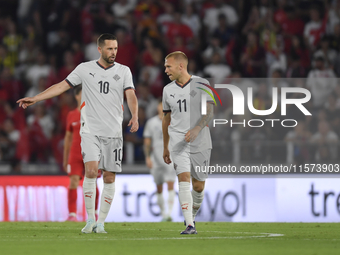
[1,0,340,172]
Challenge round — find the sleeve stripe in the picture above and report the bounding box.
[65,79,74,88]
[163,110,171,112]
[124,87,135,91]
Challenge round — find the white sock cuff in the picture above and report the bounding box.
[168,189,175,197]
[179,182,190,191]
[192,189,204,199]
[84,177,96,184]
[103,182,115,190]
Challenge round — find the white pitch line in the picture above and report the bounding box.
[0,232,285,241]
[125,228,285,237]
[0,236,276,241]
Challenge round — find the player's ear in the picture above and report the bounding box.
[97,46,101,54]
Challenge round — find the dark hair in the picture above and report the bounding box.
[74,85,82,96]
[97,33,117,47]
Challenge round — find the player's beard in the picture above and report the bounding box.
[102,53,115,65]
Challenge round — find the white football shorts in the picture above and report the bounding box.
[171,149,211,181]
[81,133,123,172]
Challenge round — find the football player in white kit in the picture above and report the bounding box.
[162,51,214,234]
[143,100,176,222]
[17,34,139,234]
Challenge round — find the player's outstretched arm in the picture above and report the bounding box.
[125,89,139,133]
[162,112,172,164]
[185,103,214,143]
[17,80,71,109]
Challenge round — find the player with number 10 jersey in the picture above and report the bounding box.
[66,60,134,138]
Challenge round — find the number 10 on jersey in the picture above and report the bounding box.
[99,81,109,94]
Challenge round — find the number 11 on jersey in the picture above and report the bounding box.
[177,99,187,112]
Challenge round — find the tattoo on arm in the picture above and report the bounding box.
[197,103,214,130]
[164,112,168,117]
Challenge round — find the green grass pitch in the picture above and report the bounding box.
[0,222,339,255]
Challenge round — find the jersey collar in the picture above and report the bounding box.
[96,61,115,70]
[175,77,192,89]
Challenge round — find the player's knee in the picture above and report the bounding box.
[177,173,190,182]
[103,176,114,183]
[85,168,98,178]
[192,184,204,193]
[103,172,115,183]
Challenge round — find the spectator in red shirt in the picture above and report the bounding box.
[164,12,194,48]
[281,6,305,52]
[274,0,288,24]
[140,37,163,67]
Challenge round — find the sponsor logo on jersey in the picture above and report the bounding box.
[170,94,175,98]
[89,73,95,77]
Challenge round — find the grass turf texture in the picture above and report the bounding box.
[0,222,339,255]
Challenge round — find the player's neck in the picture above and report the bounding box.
[98,58,114,68]
[176,73,191,86]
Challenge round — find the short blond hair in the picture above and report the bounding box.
[165,51,188,64]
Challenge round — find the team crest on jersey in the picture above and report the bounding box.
[190,90,197,98]
[174,163,177,170]
[113,74,121,81]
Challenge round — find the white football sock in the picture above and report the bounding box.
[156,193,165,218]
[83,177,97,221]
[192,189,204,221]
[97,182,115,224]
[178,182,193,227]
[167,189,175,218]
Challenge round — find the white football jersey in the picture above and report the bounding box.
[143,115,173,168]
[162,75,213,153]
[66,61,134,137]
